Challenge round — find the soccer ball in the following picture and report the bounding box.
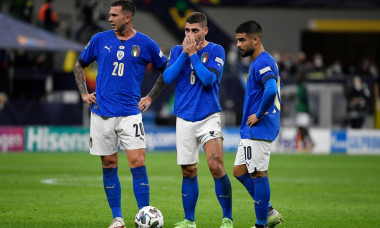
[134,206,164,228]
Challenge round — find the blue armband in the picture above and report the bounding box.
[190,54,217,87]
[256,78,277,119]
[163,52,188,84]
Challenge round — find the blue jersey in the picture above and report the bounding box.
[167,42,224,121]
[78,31,167,117]
[240,51,282,141]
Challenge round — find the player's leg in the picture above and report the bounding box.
[117,113,149,210]
[101,154,124,223]
[126,148,149,209]
[233,139,272,228]
[90,112,124,227]
[180,164,199,223]
[233,141,255,198]
[203,138,233,228]
[251,170,270,228]
[250,140,271,228]
[175,117,199,228]
[201,113,233,227]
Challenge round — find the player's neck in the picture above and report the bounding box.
[199,40,209,50]
[115,26,136,41]
[251,44,265,61]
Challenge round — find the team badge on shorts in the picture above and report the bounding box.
[131,45,140,57]
[201,52,209,63]
[89,137,93,148]
[117,50,125,60]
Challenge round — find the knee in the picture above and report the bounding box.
[233,165,247,178]
[233,169,241,179]
[251,171,267,179]
[101,156,118,168]
[208,161,225,178]
[181,164,197,178]
[232,167,244,178]
[129,156,145,168]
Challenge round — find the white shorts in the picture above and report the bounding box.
[295,112,311,127]
[176,112,223,165]
[234,139,272,173]
[89,112,146,156]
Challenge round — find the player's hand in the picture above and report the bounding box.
[182,35,190,54]
[182,34,198,56]
[246,112,268,128]
[81,92,97,107]
[138,96,153,112]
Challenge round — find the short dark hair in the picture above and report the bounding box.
[111,0,136,16]
[235,20,262,39]
[186,12,207,28]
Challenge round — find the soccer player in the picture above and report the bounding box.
[233,20,284,228]
[163,12,233,228]
[73,1,167,228]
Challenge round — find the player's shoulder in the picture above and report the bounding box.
[134,31,158,45]
[170,45,183,54]
[253,52,276,68]
[92,30,114,40]
[208,42,225,52]
[259,51,276,63]
[171,45,182,51]
[84,30,114,48]
[167,45,182,60]
[251,52,279,78]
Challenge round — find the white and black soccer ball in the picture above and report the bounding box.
[134,206,164,228]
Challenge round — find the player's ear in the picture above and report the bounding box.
[253,35,259,45]
[204,27,209,36]
[125,13,132,23]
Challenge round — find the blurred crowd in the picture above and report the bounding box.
[225,42,379,83]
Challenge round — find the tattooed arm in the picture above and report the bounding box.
[138,74,166,112]
[73,60,97,106]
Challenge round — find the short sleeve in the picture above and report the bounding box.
[79,35,98,67]
[149,41,167,70]
[256,60,276,85]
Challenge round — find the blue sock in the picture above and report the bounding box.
[268,202,273,211]
[253,177,270,225]
[214,174,232,220]
[103,167,122,218]
[182,176,199,221]
[236,173,255,200]
[131,166,149,209]
[237,174,274,213]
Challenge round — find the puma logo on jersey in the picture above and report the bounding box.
[104,46,112,52]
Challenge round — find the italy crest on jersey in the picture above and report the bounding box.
[117,50,124,60]
[131,45,140,57]
[201,52,209,63]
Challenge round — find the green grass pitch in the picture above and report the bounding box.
[1,152,380,227]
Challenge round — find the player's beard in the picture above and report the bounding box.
[115,24,127,33]
[240,47,254,58]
